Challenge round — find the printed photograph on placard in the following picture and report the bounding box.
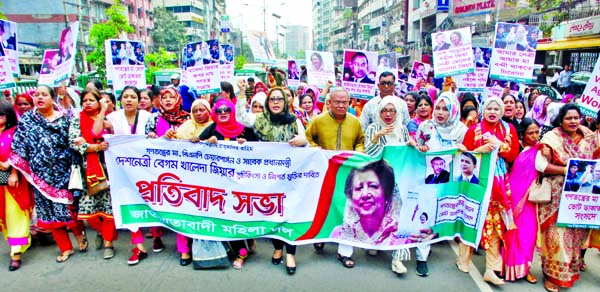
[557,159,600,229]
[473,47,491,68]
[425,155,452,184]
[493,23,538,51]
[408,61,431,85]
[431,27,474,78]
[108,40,145,66]
[0,19,19,75]
[247,31,276,63]
[343,50,377,84]
[453,152,481,185]
[221,44,234,64]
[376,52,398,85]
[489,22,539,82]
[38,49,60,86]
[53,21,79,85]
[181,40,220,69]
[305,51,335,88]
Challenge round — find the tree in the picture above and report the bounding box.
[152,8,188,52]
[86,1,134,82]
[521,0,574,37]
[145,48,177,84]
[234,55,246,70]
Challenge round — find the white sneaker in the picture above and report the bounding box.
[391,259,407,274]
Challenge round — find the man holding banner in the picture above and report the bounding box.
[306,87,365,268]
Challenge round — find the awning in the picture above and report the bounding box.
[537,37,600,51]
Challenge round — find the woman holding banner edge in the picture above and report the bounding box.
[235,80,307,275]
[461,96,519,285]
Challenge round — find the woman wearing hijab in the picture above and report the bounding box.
[145,87,191,265]
[175,99,212,141]
[250,92,266,113]
[461,96,520,285]
[365,96,411,156]
[526,95,553,136]
[199,98,258,270]
[235,85,307,275]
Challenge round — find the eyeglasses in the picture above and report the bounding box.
[379,81,395,87]
[216,107,231,114]
[381,109,396,114]
[269,97,285,103]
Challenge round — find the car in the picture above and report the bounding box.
[520,82,562,102]
[571,71,592,94]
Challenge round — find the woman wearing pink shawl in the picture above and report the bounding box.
[526,95,552,136]
[502,119,540,283]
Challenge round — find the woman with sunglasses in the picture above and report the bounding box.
[145,87,191,266]
[199,98,258,270]
[234,81,307,275]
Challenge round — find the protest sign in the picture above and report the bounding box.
[219,44,235,84]
[53,21,79,85]
[105,39,146,92]
[376,52,398,85]
[408,61,431,86]
[0,20,19,76]
[342,49,378,99]
[577,57,600,118]
[0,54,15,89]
[482,78,519,102]
[247,31,276,64]
[431,27,475,77]
[557,159,600,229]
[181,40,221,94]
[38,50,60,86]
[287,59,300,89]
[489,22,539,83]
[105,136,496,249]
[306,51,336,88]
[455,47,491,93]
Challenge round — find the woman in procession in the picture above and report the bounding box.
[0,101,33,271]
[69,89,115,259]
[106,86,153,265]
[235,80,307,275]
[10,85,87,264]
[407,94,433,139]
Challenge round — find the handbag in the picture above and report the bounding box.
[0,168,11,185]
[68,164,84,192]
[528,174,551,203]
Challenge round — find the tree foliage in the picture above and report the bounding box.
[86,1,134,82]
[234,55,246,70]
[523,0,575,36]
[151,8,188,52]
[145,47,177,84]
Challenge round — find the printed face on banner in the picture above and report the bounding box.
[247,31,276,63]
[58,27,76,65]
[182,40,220,69]
[305,51,335,88]
[557,158,600,228]
[343,51,376,84]
[376,52,398,85]
[493,23,539,51]
[425,155,452,184]
[410,61,429,81]
[0,20,17,51]
[432,27,474,78]
[221,44,234,64]
[288,60,300,80]
[453,152,481,185]
[53,21,79,85]
[109,40,145,66]
[473,47,491,68]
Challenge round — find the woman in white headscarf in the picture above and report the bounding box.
[416,92,468,152]
[364,96,411,156]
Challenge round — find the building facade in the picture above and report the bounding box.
[285,25,311,58]
[155,0,226,42]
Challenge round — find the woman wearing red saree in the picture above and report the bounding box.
[502,118,540,283]
[461,96,519,285]
[536,104,597,292]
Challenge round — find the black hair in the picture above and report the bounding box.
[501,93,517,103]
[461,106,477,121]
[460,93,478,111]
[299,94,314,105]
[79,89,102,107]
[516,100,527,117]
[460,152,477,167]
[518,118,540,141]
[36,85,56,99]
[552,103,580,128]
[420,212,429,221]
[220,81,236,99]
[119,86,141,101]
[415,94,433,108]
[150,85,161,99]
[379,71,396,82]
[0,100,18,130]
[431,156,445,164]
[101,91,116,105]
[404,91,419,102]
[87,80,103,91]
[344,159,395,208]
[139,88,154,101]
[351,51,368,64]
[247,77,255,82]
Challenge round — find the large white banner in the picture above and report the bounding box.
[489,22,539,83]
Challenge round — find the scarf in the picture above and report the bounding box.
[254,82,267,94]
[158,87,190,128]
[254,90,298,142]
[526,95,551,125]
[211,99,245,138]
[176,99,212,139]
[79,111,107,188]
[0,127,33,233]
[430,92,466,142]
[376,96,409,143]
[250,92,266,109]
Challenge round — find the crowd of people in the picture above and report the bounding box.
[1,65,599,291]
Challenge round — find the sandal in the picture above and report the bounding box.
[56,250,75,263]
[336,253,355,269]
[525,273,538,284]
[579,261,587,271]
[78,237,89,253]
[313,243,325,253]
[544,280,559,292]
[232,257,245,270]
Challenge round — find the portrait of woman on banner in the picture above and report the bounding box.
[330,159,406,246]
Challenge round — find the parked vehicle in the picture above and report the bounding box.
[520,82,562,101]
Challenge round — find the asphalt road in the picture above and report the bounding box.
[0,229,598,292]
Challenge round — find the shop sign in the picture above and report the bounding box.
[565,17,600,38]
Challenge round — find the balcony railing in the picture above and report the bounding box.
[529,5,600,26]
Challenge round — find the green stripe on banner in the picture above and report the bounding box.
[121,204,313,241]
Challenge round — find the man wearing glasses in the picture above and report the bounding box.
[306,87,365,269]
[359,71,410,131]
